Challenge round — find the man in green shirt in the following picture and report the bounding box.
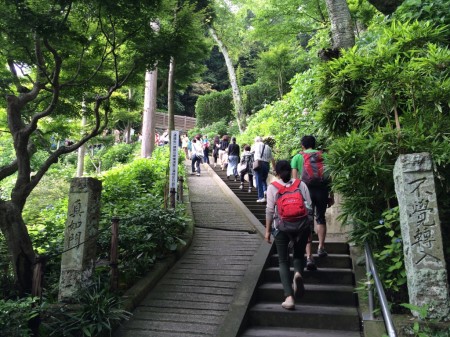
[291,135,334,271]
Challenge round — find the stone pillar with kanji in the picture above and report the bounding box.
[394,153,450,320]
[58,178,102,302]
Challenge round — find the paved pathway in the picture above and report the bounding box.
[114,163,264,337]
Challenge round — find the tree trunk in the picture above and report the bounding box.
[209,27,245,132]
[325,0,355,50]
[0,201,36,295]
[168,56,175,133]
[76,100,87,177]
[141,68,158,158]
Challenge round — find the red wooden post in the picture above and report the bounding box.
[110,217,119,291]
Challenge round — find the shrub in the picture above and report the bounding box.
[195,90,234,127]
[98,206,188,285]
[195,82,278,128]
[0,297,40,337]
[98,146,188,284]
[96,142,139,172]
[42,278,131,337]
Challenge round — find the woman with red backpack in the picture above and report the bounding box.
[265,160,313,310]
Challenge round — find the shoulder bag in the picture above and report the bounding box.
[252,144,266,171]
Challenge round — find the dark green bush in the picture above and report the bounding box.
[98,145,188,284]
[0,297,40,337]
[97,142,139,172]
[41,278,131,337]
[195,89,234,127]
[98,206,188,285]
[195,82,278,128]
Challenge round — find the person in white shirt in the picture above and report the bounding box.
[251,136,276,202]
[191,135,204,176]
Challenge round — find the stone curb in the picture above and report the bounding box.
[120,174,195,313]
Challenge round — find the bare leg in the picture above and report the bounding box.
[317,224,326,249]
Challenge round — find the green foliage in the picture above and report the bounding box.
[0,233,15,299]
[238,69,329,160]
[0,134,14,167]
[398,303,450,337]
[394,0,450,26]
[195,89,234,127]
[97,146,187,284]
[195,82,279,128]
[189,118,229,139]
[100,146,170,217]
[253,44,310,97]
[316,20,450,137]
[0,297,40,337]
[99,206,188,284]
[373,207,408,307]
[95,143,139,172]
[326,131,398,231]
[42,279,131,337]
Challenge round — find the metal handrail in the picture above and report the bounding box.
[364,242,398,337]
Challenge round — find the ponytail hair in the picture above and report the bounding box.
[275,160,292,183]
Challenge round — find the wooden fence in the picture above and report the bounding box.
[155,112,196,131]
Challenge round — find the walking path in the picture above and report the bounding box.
[114,163,269,337]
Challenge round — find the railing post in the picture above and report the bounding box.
[365,246,375,320]
[170,187,176,208]
[178,176,184,203]
[365,242,397,337]
[110,217,119,291]
[32,255,45,298]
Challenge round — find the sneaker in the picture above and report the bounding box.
[248,187,252,193]
[239,184,244,190]
[256,198,266,203]
[317,247,328,257]
[292,273,305,299]
[281,297,295,310]
[306,257,317,271]
[190,172,195,175]
[196,172,200,176]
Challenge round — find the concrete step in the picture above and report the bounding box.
[257,283,358,306]
[269,253,353,269]
[248,303,361,331]
[263,267,354,285]
[241,326,362,337]
[211,165,362,336]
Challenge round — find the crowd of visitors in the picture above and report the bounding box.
[138,129,334,312]
[182,132,333,312]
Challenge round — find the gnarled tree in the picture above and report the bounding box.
[0,0,162,295]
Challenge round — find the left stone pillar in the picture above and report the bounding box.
[58,178,102,302]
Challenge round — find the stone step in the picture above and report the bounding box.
[263,267,354,285]
[257,283,358,306]
[248,303,361,331]
[241,327,362,337]
[212,164,361,336]
[272,241,349,255]
[269,253,353,269]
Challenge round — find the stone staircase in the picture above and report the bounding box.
[211,164,362,337]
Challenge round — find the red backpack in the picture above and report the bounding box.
[300,151,326,186]
[272,179,309,233]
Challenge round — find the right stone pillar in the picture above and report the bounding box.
[394,152,449,320]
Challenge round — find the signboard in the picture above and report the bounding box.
[169,130,179,191]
